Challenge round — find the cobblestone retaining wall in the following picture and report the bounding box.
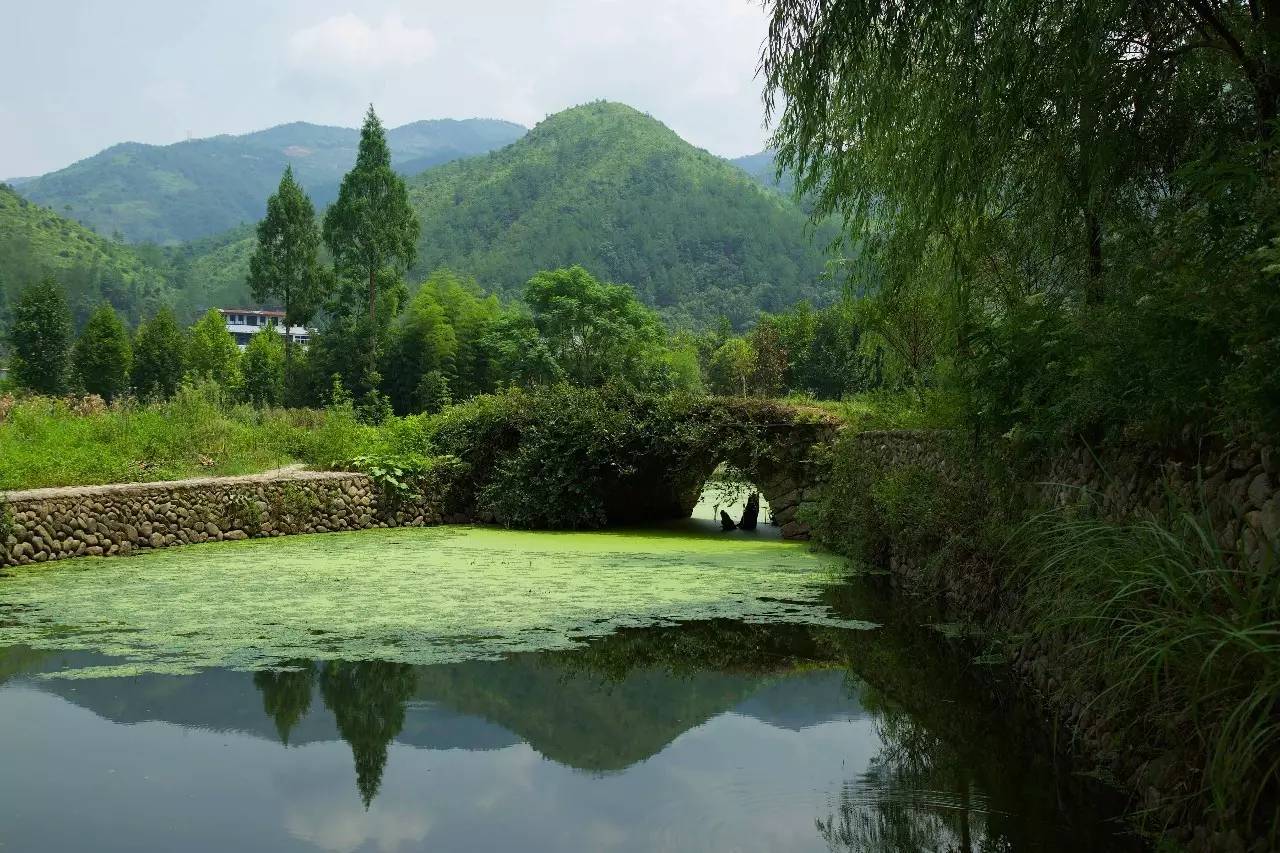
[0,470,450,568]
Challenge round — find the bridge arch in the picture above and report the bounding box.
[597,399,841,539]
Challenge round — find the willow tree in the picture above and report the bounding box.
[760,0,1272,313]
[322,107,419,359]
[248,166,325,376]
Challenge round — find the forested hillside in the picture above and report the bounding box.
[0,185,173,331]
[17,119,526,245]
[730,149,796,197]
[407,102,839,327]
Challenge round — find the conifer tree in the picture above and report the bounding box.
[322,106,419,358]
[73,304,131,401]
[249,166,326,376]
[8,277,72,395]
[131,307,186,400]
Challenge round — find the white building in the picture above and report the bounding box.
[218,309,311,351]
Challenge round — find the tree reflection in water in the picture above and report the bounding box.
[253,658,416,808]
[319,660,417,808]
[252,661,315,745]
[817,686,1002,853]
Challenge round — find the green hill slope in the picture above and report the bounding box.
[407,102,837,327]
[17,119,526,245]
[0,184,174,329]
[731,149,797,197]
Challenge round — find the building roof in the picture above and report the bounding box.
[218,308,286,317]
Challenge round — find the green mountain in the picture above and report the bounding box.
[731,149,803,202]
[16,118,526,245]
[407,102,838,327]
[0,184,174,330]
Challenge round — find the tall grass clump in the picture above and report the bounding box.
[0,384,314,490]
[1015,506,1279,843]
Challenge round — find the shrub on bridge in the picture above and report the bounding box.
[419,385,830,529]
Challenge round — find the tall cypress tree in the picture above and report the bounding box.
[322,106,419,361]
[9,277,72,395]
[248,166,326,380]
[73,304,132,401]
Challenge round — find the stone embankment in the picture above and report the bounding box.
[0,469,450,568]
[827,430,1278,851]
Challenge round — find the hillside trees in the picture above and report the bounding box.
[241,327,285,407]
[8,278,72,394]
[186,309,240,387]
[131,308,187,400]
[323,107,420,356]
[248,166,326,381]
[73,305,131,400]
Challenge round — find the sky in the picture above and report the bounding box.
[1,0,775,178]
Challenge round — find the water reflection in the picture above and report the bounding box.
[254,661,316,745]
[0,615,1135,852]
[819,700,990,853]
[318,661,416,807]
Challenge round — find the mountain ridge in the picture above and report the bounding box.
[15,118,527,245]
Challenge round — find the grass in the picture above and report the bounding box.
[0,385,325,490]
[784,387,966,432]
[1014,505,1280,842]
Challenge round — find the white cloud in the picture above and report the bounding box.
[287,13,436,77]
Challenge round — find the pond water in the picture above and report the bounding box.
[0,503,1139,852]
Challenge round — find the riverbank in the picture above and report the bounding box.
[808,430,1279,852]
[0,465,468,567]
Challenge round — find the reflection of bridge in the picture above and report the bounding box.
[599,399,842,539]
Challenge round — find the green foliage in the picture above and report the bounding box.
[412,270,505,399]
[248,166,327,344]
[524,265,668,389]
[762,0,1280,442]
[345,453,426,509]
[0,185,173,329]
[8,277,72,394]
[0,384,311,489]
[707,338,755,396]
[1014,507,1280,843]
[415,370,451,415]
[809,435,999,579]
[185,309,239,387]
[381,276,461,414]
[406,101,840,328]
[130,307,186,400]
[323,107,420,334]
[73,304,131,401]
[0,499,13,544]
[240,326,284,408]
[226,491,264,537]
[16,119,524,244]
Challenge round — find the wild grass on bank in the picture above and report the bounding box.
[785,388,965,432]
[0,385,320,490]
[1015,507,1280,842]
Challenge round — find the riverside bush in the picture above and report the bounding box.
[1014,508,1280,845]
[342,385,826,529]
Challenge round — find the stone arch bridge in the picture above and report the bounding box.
[598,399,843,539]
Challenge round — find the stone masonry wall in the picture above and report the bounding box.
[1039,438,1279,569]
[840,430,1279,573]
[0,469,450,568]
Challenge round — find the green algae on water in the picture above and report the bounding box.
[0,526,870,677]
